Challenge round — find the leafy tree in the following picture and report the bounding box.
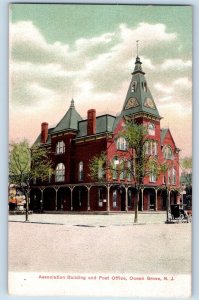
[119,122,159,223]
[89,122,159,223]
[180,157,192,186]
[9,139,53,220]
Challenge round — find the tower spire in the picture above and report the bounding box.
[136,40,139,57]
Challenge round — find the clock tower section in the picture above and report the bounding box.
[120,55,162,148]
[121,56,161,123]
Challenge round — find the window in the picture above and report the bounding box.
[98,188,104,207]
[149,165,156,182]
[120,159,126,180]
[145,140,158,156]
[55,163,65,182]
[168,169,171,184]
[142,81,147,92]
[131,81,137,92]
[112,157,119,180]
[56,140,65,154]
[113,190,118,207]
[116,137,128,151]
[127,161,132,181]
[148,123,155,136]
[163,146,173,160]
[98,161,104,179]
[172,168,176,185]
[78,161,84,181]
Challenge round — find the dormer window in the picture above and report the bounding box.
[148,123,155,135]
[163,146,173,160]
[56,140,65,154]
[131,81,137,92]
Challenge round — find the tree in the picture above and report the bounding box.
[180,157,192,207]
[89,122,159,223]
[9,139,53,220]
[119,122,159,223]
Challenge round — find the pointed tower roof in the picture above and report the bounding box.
[121,56,160,119]
[52,99,82,133]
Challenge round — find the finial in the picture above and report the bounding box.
[136,40,139,58]
[70,98,75,108]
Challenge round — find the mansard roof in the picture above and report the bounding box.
[121,56,160,119]
[52,99,82,133]
[77,114,115,137]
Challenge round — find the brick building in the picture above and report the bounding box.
[30,55,180,213]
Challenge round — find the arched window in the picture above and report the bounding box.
[56,140,65,154]
[131,81,137,92]
[163,146,173,160]
[78,161,84,181]
[55,163,65,182]
[116,137,127,151]
[148,123,155,136]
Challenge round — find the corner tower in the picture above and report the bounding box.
[121,56,161,121]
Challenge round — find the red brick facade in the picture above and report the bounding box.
[30,56,180,213]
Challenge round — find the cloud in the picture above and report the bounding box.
[9,20,192,157]
[160,59,192,71]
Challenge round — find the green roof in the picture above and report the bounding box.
[121,57,160,119]
[160,128,169,143]
[52,99,82,133]
[77,114,115,137]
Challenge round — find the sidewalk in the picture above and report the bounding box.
[8,212,167,226]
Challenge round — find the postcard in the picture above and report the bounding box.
[8,3,192,297]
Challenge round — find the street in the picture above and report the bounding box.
[8,213,191,274]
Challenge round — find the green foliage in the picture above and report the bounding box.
[9,139,53,186]
[89,152,106,182]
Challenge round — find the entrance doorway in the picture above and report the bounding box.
[149,194,155,210]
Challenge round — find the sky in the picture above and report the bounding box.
[9,4,192,157]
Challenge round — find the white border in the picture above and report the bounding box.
[1,1,198,299]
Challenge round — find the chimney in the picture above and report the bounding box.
[41,122,48,144]
[87,109,96,135]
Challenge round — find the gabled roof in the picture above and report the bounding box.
[160,128,169,144]
[52,99,82,133]
[121,56,160,119]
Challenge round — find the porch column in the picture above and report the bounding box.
[125,186,128,212]
[168,190,171,208]
[87,186,91,211]
[155,188,158,211]
[55,188,58,211]
[141,188,144,211]
[70,187,73,211]
[107,185,110,212]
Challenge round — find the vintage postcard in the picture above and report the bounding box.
[8,3,192,297]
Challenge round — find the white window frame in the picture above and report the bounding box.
[116,137,127,151]
[56,140,65,154]
[164,146,173,160]
[148,123,155,136]
[78,161,84,181]
[55,163,65,182]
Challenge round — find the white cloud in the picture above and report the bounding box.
[173,77,192,89]
[160,59,192,71]
[9,20,192,157]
